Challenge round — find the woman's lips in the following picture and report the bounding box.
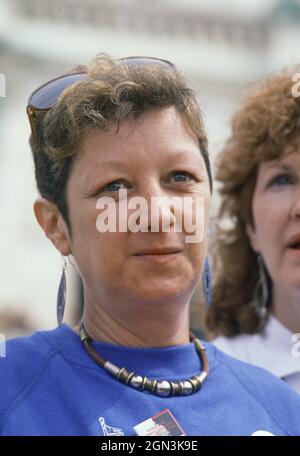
[133,251,182,263]
[286,233,300,250]
[287,246,300,257]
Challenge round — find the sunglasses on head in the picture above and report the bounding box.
[26,56,175,134]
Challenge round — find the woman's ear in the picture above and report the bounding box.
[34,198,72,256]
[246,222,260,253]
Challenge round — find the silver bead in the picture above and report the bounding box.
[155,380,172,397]
[104,361,120,377]
[181,380,194,395]
[190,376,201,392]
[177,381,185,395]
[151,380,158,394]
[196,372,207,384]
[129,375,143,389]
[117,367,132,383]
[170,381,180,396]
[141,376,148,390]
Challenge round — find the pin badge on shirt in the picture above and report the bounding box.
[133,408,186,436]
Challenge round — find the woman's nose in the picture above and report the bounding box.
[290,187,300,220]
[135,182,177,232]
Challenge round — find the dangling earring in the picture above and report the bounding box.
[57,256,67,326]
[250,254,268,323]
[202,256,212,308]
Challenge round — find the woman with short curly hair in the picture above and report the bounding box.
[208,66,300,393]
[1,55,300,436]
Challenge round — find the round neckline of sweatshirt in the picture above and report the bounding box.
[40,324,217,381]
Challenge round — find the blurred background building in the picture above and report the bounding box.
[0,0,299,337]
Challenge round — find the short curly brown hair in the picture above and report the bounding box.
[206,65,300,337]
[29,54,212,233]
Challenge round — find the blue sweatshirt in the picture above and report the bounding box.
[0,324,299,436]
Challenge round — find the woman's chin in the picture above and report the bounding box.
[125,277,194,304]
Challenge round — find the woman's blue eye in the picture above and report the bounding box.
[104,180,127,192]
[268,174,294,187]
[170,171,193,183]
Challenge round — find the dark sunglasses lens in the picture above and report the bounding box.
[120,57,174,69]
[28,58,173,111]
[29,73,85,110]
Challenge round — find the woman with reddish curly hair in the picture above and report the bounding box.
[208,66,300,393]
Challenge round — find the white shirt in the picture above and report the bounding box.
[213,315,300,394]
